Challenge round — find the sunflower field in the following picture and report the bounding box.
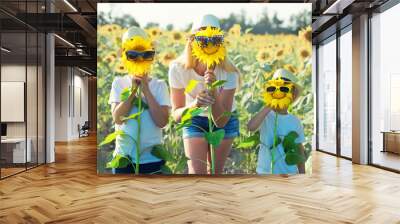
[97,23,313,174]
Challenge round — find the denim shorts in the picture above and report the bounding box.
[182,114,239,139]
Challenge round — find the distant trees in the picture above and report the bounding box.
[98,11,139,27]
[98,8,311,34]
[221,9,311,35]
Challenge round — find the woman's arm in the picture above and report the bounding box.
[297,144,306,174]
[247,107,271,132]
[171,88,188,122]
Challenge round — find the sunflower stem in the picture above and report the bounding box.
[271,111,278,174]
[135,86,142,175]
[208,105,216,175]
[206,65,216,175]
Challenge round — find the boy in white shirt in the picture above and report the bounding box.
[108,26,171,174]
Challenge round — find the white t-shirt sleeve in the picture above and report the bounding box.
[109,77,123,104]
[168,62,185,89]
[155,80,171,107]
[223,72,239,90]
[294,118,306,144]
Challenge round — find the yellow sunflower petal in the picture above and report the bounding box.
[262,77,295,110]
[191,26,226,68]
[121,36,154,77]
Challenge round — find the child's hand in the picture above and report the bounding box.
[130,75,140,90]
[132,75,150,95]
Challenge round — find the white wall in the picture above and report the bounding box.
[54,67,89,141]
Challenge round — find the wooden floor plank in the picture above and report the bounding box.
[0,135,399,223]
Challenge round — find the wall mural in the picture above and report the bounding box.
[97,3,313,175]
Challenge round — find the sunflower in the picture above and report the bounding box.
[299,48,311,59]
[275,49,284,59]
[104,54,115,64]
[159,51,177,67]
[191,26,226,68]
[146,27,162,39]
[115,63,126,74]
[98,24,122,35]
[284,64,297,74]
[256,49,272,63]
[299,26,312,42]
[172,31,183,41]
[263,78,294,110]
[121,36,154,77]
[228,24,241,37]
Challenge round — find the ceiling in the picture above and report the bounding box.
[309,0,391,43]
[0,0,97,75]
[1,0,396,75]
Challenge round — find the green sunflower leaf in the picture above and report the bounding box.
[237,133,259,149]
[120,87,132,102]
[106,154,131,168]
[282,131,299,153]
[211,80,227,89]
[174,156,190,173]
[285,152,305,165]
[161,165,173,174]
[99,130,125,147]
[151,145,174,162]
[205,129,225,147]
[120,110,143,122]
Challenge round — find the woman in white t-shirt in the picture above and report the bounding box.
[109,26,171,174]
[168,15,240,174]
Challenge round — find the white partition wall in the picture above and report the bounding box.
[0,1,48,179]
[54,67,89,141]
[317,36,337,155]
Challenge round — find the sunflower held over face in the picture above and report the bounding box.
[121,36,154,77]
[191,26,226,69]
[263,78,295,110]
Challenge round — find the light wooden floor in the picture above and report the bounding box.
[0,135,400,224]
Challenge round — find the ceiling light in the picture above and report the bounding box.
[63,0,78,12]
[78,67,92,76]
[54,34,75,48]
[323,0,354,15]
[1,47,11,53]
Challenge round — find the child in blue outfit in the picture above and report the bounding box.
[248,69,306,174]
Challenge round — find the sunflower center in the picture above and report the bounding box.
[272,91,286,99]
[201,45,220,55]
[131,46,147,51]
